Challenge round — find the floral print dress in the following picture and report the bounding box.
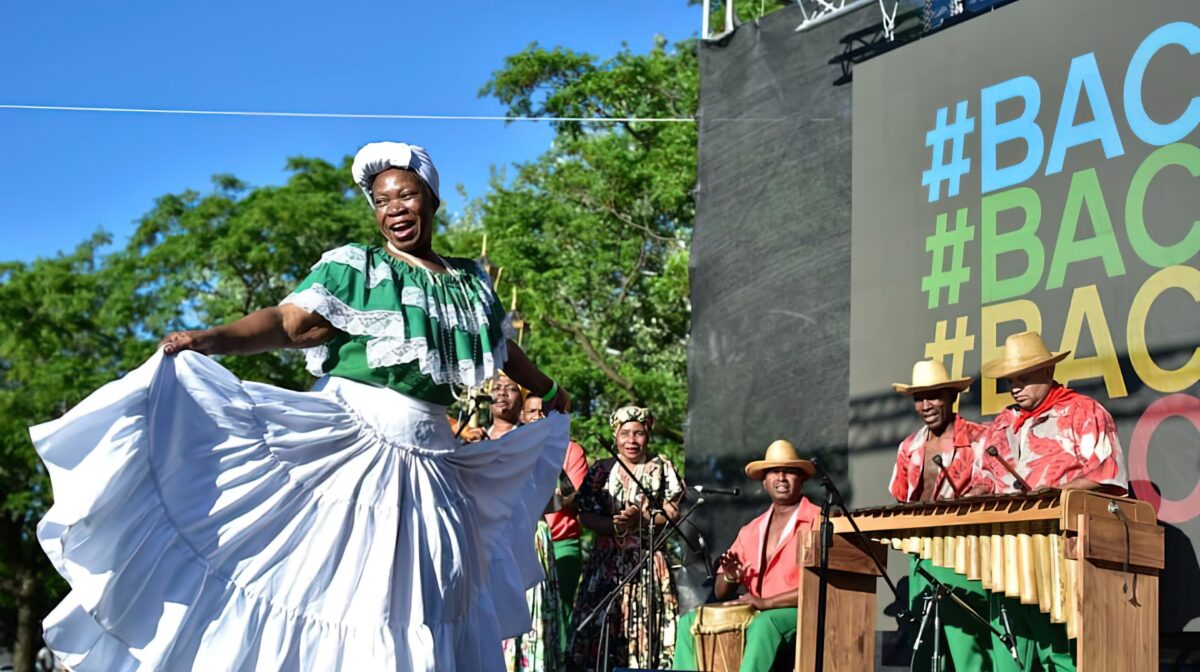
[567,455,684,671]
[502,520,563,672]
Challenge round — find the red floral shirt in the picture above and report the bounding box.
[889,415,988,503]
[978,391,1127,493]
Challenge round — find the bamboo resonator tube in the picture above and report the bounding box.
[849,494,1099,638]
[837,491,1164,670]
[881,521,1078,637]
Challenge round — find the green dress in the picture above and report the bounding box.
[282,243,508,404]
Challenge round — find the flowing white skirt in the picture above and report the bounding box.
[31,350,569,671]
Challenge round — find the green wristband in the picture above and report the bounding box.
[541,380,559,402]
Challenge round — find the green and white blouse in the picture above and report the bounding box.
[281,244,508,405]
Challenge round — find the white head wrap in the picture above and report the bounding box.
[351,141,441,206]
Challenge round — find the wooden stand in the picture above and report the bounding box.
[792,491,1163,672]
[794,531,883,672]
[1073,506,1163,671]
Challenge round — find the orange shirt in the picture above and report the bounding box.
[544,441,590,541]
[717,498,820,599]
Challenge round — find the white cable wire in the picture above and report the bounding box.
[0,103,694,123]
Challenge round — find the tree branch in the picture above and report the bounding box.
[541,314,635,395]
[540,313,685,442]
[560,192,674,243]
[615,240,647,309]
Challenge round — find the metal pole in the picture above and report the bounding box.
[813,487,834,672]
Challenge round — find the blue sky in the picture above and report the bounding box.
[0,2,697,262]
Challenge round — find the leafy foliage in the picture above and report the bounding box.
[0,32,699,667]
[463,36,697,464]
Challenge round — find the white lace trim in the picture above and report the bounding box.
[280,284,506,387]
[312,245,394,289]
[311,245,498,333]
[282,284,408,338]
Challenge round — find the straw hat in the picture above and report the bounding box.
[982,331,1070,379]
[891,359,973,396]
[745,440,816,481]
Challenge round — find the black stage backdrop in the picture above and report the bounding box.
[688,0,879,604]
[689,0,1200,657]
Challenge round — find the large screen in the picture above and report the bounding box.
[851,0,1200,631]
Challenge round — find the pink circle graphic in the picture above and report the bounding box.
[1129,393,1200,524]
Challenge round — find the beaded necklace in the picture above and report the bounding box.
[385,242,483,400]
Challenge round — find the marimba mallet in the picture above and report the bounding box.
[986,446,1033,492]
[931,454,965,497]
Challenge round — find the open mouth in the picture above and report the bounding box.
[388,220,418,241]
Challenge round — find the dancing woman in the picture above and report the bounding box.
[31,142,570,671]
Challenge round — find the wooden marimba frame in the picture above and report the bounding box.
[793,490,1163,672]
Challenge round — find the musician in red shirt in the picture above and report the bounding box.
[889,359,988,503]
[522,395,590,615]
[673,440,820,672]
[889,359,992,672]
[978,331,1128,672]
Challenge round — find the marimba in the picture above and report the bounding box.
[792,490,1163,672]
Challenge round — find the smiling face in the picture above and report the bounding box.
[521,396,546,424]
[1005,365,1055,411]
[615,421,650,464]
[912,388,957,434]
[371,168,436,255]
[763,468,804,506]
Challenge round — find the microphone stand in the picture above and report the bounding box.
[810,456,907,672]
[577,494,708,672]
[583,438,678,668]
[452,394,491,440]
[912,565,1023,670]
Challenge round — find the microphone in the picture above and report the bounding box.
[809,456,846,506]
[986,446,1032,492]
[698,531,714,580]
[692,484,740,496]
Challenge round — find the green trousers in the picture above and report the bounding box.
[909,557,993,672]
[552,538,583,625]
[672,607,796,672]
[989,594,1075,671]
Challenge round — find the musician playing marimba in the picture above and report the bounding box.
[672,440,820,672]
[889,359,993,672]
[978,331,1129,672]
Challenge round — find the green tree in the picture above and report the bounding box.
[118,157,376,388]
[0,34,702,669]
[460,35,699,463]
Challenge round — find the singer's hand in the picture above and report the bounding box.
[613,505,642,529]
[459,426,486,443]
